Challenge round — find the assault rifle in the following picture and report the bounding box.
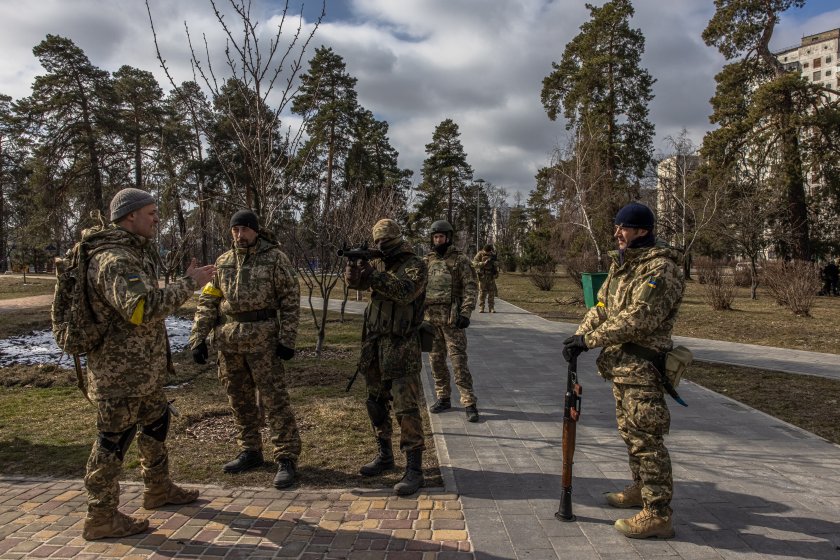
[337,242,383,262]
[555,353,582,522]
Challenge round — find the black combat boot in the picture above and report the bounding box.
[273,459,296,489]
[393,449,424,495]
[429,398,451,413]
[465,405,479,423]
[359,437,395,477]
[223,450,263,473]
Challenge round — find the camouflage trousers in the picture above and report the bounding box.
[218,350,301,463]
[84,390,171,516]
[613,383,673,516]
[478,278,497,310]
[429,323,476,407]
[362,338,425,453]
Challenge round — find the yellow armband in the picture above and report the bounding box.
[202,283,223,298]
[130,298,146,325]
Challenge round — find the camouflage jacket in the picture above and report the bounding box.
[189,238,300,354]
[423,246,477,325]
[85,226,197,399]
[360,243,428,379]
[472,249,498,280]
[575,243,685,385]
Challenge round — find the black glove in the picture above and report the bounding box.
[454,315,471,329]
[562,334,588,362]
[344,260,374,290]
[276,343,295,361]
[192,341,209,365]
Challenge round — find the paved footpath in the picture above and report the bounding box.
[2,298,840,558]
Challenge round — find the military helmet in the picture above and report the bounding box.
[372,218,402,243]
[430,220,454,244]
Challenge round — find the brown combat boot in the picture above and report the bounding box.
[614,508,675,539]
[143,481,199,509]
[82,511,149,541]
[605,481,643,508]
[479,305,486,313]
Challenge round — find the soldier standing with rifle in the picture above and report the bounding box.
[344,219,429,495]
[472,243,499,313]
[562,202,685,539]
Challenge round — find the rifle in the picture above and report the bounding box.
[337,242,384,262]
[555,353,582,522]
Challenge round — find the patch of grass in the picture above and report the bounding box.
[496,272,840,353]
[0,306,52,339]
[685,361,840,445]
[0,275,56,300]
[0,309,442,489]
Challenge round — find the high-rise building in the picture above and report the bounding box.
[775,28,839,98]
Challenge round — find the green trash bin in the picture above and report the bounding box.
[581,272,608,308]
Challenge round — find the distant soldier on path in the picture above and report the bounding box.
[189,210,302,489]
[563,202,685,539]
[345,219,429,495]
[80,188,215,540]
[472,243,499,313]
[425,220,480,422]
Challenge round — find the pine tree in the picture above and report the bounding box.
[416,119,473,233]
[113,65,164,189]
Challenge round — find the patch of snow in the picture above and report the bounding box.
[0,316,194,367]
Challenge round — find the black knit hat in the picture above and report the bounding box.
[614,203,655,230]
[229,209,259,231]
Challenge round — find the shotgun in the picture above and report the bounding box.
[555,353,582,522]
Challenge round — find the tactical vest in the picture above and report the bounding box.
[425,254,459,306]
[365,254,425,337]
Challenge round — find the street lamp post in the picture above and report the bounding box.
[474,178,485,254]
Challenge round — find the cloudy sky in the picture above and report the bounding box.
[1,0,838,201]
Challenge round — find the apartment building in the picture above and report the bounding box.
[775,28,839,98]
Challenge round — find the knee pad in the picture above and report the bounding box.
[98,425,137,461]
[366,397,390,428]
[141,407,171,442]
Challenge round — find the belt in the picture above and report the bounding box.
[219,308,276,324]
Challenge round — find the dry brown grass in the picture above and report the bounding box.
[0,275,56,300]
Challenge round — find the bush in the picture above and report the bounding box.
[696,260,735,310]
[528,263,556,291]
[761,260,821,316]
[733,265,753,288]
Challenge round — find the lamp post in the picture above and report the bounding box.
[474,178,485,254]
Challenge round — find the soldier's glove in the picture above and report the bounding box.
[276,343,295,361]
[192,341,209,365]
[562,335,588,362]
[344,260,374,290]
[454,315,471,329]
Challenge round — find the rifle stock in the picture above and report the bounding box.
[556,354,582,522]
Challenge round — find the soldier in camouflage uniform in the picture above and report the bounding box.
[472,243,498,313]
[425,221,480,422]
[189,210,301,489]
[80,188,216,540]
[563,203,684,539]
[344,219,428,495]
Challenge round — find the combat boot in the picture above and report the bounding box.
[429,398,451,413]
[605,481,643,508]
[489,306,496,313]
[143,480,199,509]
[360,437,395,476]
[223,449,263,473]
[273,459,296,489]
[82,510,149,541]
[479,305,486,313]
[465,405,479,423]
[393,449,424,495]
[614,508,675,539]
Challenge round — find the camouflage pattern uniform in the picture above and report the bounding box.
[472,249,498,312]
[356,240,428,452]
[424,246,478,406]
[575,242,684,517]
[83,225,197,521]
[189,236,301,464]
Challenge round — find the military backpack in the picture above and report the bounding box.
[51,227,121,355]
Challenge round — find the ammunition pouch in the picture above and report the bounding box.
[418,322,435,352]
[622,341,692,388]
[218,308,276,324]
[98,425,138,461]
[141,407,170,442]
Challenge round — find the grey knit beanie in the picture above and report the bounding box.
[110,188,156,222]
